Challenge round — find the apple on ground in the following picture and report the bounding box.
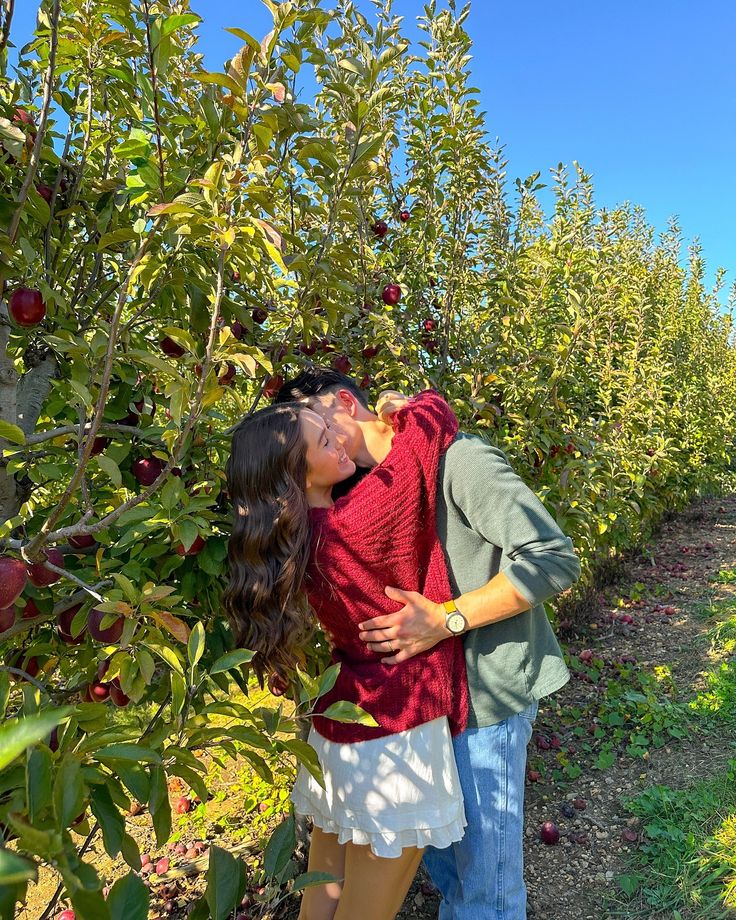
[0,557,27,608]
[9,287,46,326]
[27,547,65,587]
[540,821,560,845]
[175,796,192,814]
[88,608,124,643]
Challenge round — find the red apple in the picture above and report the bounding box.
[362,344,380,359]
[37,183,53,203]
[332,355,352,375]
[8,287,46,326]
[540,821,560,845]
[359,374,372,390]
[218,362,237,386]
[371,219,388,238]
[7,651,40,680]
[251,306,268,325]
[0,557,27,608]
[579,649,594,663]
[160,336,185,358]
[263,375,284,400]
[85,680,110,702]
[155,858,170,875]
[68,534,96,550]
[56,911,75,920]
[231,269,241,282]
[132,456,165,486]
[381,284,401,305]
[399,209,410,222]
[175,534,205,557]
[27,547,64,587]
[0,607,15,631]
[57,604,85,644]
[422,318,437,332]
[90,436,110,456]
[174,796,191,814]
[21,598,42,620]
[109,680,130,708]
[268,672,289,696]
[298,342,317,356]
[49,727,60,752]
[230,320,244,340]
[88,608,124,643]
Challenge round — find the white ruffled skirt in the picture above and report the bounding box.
[291,717,466,859]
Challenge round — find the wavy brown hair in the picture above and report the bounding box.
[224,402,313,684]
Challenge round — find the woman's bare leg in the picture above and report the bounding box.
[334,843,424,920]
[298,826,346,920]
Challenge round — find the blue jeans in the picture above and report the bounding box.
[423,701,538,919]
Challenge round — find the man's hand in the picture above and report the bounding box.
[358,586,450,664]
[375,390,410,423]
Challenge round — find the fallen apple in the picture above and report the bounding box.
[540,821,560,845]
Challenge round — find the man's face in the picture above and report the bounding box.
[307,389,364,463]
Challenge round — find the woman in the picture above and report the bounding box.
[225,391,468,920]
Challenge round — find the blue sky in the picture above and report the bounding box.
[12,0,736,297]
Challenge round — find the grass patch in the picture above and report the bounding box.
[616,761,736,918]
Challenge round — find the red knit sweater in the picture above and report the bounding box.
[306,390,469,743]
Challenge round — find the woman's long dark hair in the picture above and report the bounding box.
[224,402,313,683]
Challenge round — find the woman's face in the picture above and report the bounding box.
[299,407,356,493]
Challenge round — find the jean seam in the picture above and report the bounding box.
[495,718,508,918]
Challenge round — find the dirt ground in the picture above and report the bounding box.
[16,494,736,920]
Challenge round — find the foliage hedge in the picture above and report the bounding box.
[0,0,735,917]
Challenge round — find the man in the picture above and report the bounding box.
[275,367,580,920]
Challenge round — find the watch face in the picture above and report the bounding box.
[447,612,466,634]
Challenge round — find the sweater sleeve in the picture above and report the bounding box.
[444,436,581,605]
[327,390,458,530]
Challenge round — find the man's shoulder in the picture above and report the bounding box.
[441,431,510,478]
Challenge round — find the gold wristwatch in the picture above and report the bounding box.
[443,599,469,636]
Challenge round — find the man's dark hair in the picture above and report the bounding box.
[274,365,369,408]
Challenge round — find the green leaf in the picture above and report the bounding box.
[282,739,324,788]
[0,708,73,772]
[148,766,171,846]
[224,27,261,50]
[263,815,295,878]
[27,746,53,823]
[209,649,255,675]
[187,621,205,672]
[90,783,125,857]
[320,701,378,726]
[292,870,339,892]
[160,13,200,37]
[204,845,245,920]
[96,744,162,764]
[107,870,150,920]
[0,421,26,445]
[97,228,138,251]
[53,753,86,828]
[71,888,111,920]
[317,664,340,699]
[199,71,243,95]
[0,848,37,886]
[95,454,123,488]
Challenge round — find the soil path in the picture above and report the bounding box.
[396,493,736,920]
